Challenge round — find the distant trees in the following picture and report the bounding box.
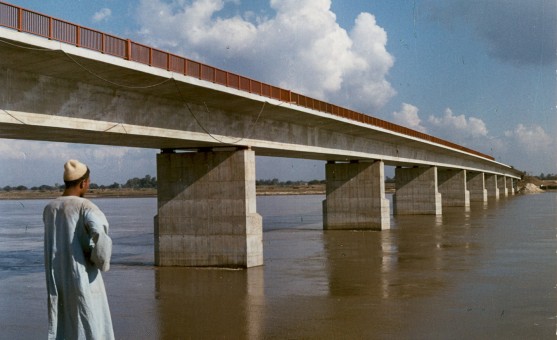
[123,175,157,189]
[2,185,30,191]
[0,175,158,192]
[256,178,280,186]
[0,175,397,191]
[255,178,396,185]
[255,179,325,186]
[539,173,557,180]
[105,182,122,189]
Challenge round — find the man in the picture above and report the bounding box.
[43,160,114,340]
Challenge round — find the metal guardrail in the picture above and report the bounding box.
[0,1,495,161]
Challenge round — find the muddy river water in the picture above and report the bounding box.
[0,193,555,339]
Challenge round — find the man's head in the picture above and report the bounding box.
[63,160,90,196]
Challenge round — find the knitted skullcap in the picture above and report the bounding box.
[63,159,88,181]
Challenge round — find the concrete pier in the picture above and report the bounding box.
[467,172,487,202]
[506,177,515,195]
[394,166,442,215]
[485,174,500,199]
[497,176,508,197]
[438,169,470,207]
[155,148,263,268]
[323,160,390,230]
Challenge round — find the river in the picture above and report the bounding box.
[0,193,555,339]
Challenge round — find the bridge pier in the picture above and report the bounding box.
[466,172,487,202]
[498,175,508,197]
[485,174,500,199]
[155,148,263,268]
[438,169,470,207]
[323,160,390,230]
[506,177,515,195]
[393,166,442,215]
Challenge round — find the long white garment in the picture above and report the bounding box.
[43,196,114,340]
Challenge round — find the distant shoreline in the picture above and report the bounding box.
[0,188,158,200]
[4,181,551,200]
[0,185,330,200]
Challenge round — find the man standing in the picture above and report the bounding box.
[43,160,114,339]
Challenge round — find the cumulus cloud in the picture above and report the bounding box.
[504,124,552,152]
[421,107,555,172]
[135,0,395,111]
[392,103,427,132]
[426,0,556,65]
[92,8,112,23]
[428,108,488,138]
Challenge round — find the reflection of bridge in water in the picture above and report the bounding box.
[0,2,522,268]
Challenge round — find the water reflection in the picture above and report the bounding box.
[155,267,265,339]
[1,194,555,338]
[322,209,486,302]
[380,231,397,299]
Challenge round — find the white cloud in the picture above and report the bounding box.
[0,140,156,187]
[392,103,427,132]
[428,108,488,138]
[423,110,554,172]
[504,124,552,152]
[135,0,395,111]
[92,8,112,23]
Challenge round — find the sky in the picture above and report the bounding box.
[0,0,555,186]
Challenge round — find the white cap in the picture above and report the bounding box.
[63,159,88,181]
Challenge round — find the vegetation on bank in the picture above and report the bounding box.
[2,175,158,192]
[256,179,325,186]
[1,173,554,196]
[1,175,400,193]
[537,173,557,180]
[0,175,328,199]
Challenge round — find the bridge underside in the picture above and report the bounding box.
[0,28,522,268]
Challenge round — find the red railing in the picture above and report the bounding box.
[0,1,495,161]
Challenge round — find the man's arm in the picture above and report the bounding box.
[84,203,112,272]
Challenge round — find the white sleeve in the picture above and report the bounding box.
[84,203,113,272]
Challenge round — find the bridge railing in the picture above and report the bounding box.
[0,1,495,161]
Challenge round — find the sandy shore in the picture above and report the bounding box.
[0,185,328,200]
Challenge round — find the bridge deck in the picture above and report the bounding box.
[0,2,521,179]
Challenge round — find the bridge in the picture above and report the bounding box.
[0,2,522,268]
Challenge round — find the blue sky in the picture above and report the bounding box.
[0,0,555,186]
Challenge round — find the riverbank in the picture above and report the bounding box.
[0,180,546,200]
[0,185,329,200]
[0,188,158,200]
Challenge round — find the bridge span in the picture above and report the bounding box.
[0,2,522,267]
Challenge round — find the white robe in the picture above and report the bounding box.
[43,196,114,340]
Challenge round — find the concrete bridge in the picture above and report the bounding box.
[0,2,522,268]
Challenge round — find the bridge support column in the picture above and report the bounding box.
[506,177,515,195]
[394,166,442,215]
[485,174,499,199]
[323,160,390,230]
[467,172,487,202]
[498,176,508,197]
[155,148,263,268]
[438,169,470,207]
